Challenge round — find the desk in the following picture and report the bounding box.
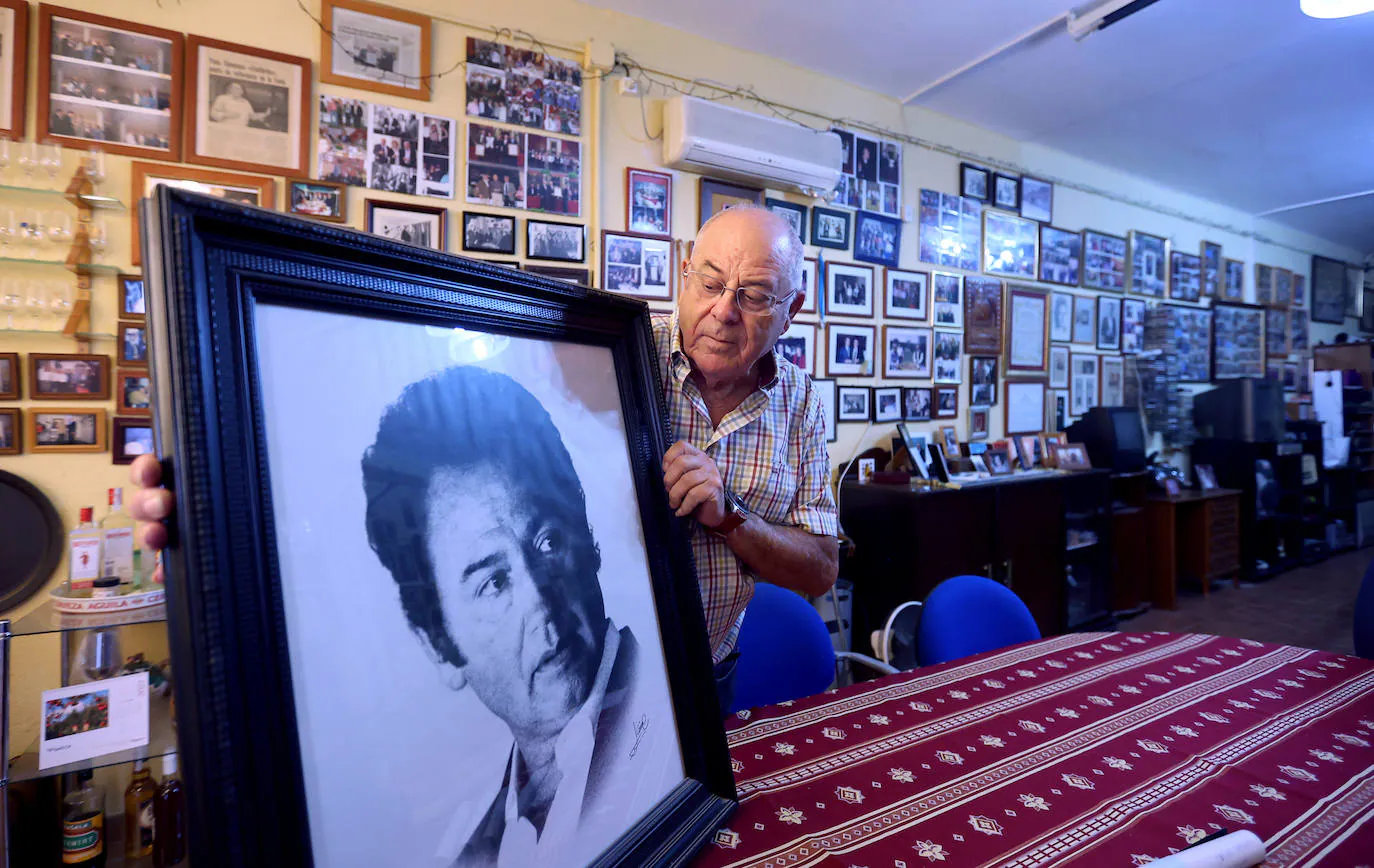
[692,632,1374,867]
[1146,489,1242,608]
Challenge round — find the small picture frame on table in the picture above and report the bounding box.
[626,168,672,237]
[112,417,154,465]
[838,386,871,422]
[1196,464,1219,491]
[1054,442,1093,471]
[320,0,432,100]
[940,425,960,458]
[288,179,348,223]
[119,275,146,321]
[1041,431,1068,466]
[29,353,110,401]
[461,212,517,255]
[1014,434,1042,471]
[986,444,1015,476]
[603,231,673,301]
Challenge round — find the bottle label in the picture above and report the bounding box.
[138,798,155,849]
[62,813,104,863]
[69,536,101,587]
[102,527,135,581]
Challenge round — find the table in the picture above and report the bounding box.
[1147,490,1242,608]
[691,632,1374,868]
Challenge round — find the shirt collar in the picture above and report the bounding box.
[668,309,781,393]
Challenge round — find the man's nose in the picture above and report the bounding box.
[707,288,744,324]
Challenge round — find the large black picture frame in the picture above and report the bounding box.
[140,188,735,867]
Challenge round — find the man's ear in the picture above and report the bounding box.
[416,632,468,691]
[787,289,806,321]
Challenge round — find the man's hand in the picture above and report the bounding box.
[129,454,174,550]
[662,440,727,528]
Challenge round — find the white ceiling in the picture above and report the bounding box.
[583,0,1374,256]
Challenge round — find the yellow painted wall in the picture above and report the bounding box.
[0,0,1365,781]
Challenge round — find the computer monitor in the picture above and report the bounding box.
[1065,406,1146,472]
[1192,378,1285,442]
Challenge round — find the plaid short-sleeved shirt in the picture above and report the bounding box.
[652,312,839,662]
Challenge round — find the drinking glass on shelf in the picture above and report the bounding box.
[24,209,46,258]
[0,135,11,179]
[49,280,74,325]
[78,629,123,681]
[46,210,73,251]
[86,219,109,260]
[0,279,21,328]
[0,209,13,253]
[84,146,106,191]
[17,139,37,182]
[26,280,48,329]
[39,140,63,188]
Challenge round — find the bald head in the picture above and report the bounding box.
[697,204,805,298]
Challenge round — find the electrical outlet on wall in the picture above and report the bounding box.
[617,77,639,95]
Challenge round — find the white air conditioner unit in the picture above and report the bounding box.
[662,96,842,197]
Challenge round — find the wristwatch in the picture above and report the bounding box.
[706,491,750,538]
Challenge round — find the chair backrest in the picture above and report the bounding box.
[730,582,836,713]
[917,575,1041,666]
[1356,558,1374,659]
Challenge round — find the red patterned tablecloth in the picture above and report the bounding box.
[691,632,1374,868]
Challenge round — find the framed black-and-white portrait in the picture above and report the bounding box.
[365,199,446,250]
[320,0,432,100]
[826,323,876,377]
[825,262,874,318]
[1096,296,1122,351]
[1050,291,1074,343]
[838,385,871,422]
[765,197,806,240]
[602,231,673,301]
[1049,344,1069,389]
[1128,230,1168,298]
[1072,294,1095,345]
[528,218,586,262]
[140,189,735,868]
[992,173,1020,211]
[932,272,963,329]
[810,206,851,250]
[853,210,901,268]
[882,325,931,379]
[462,211,517,254]
[885,268,928,321]
[1121,298,1147,354]
[1019,176,1053,223]
[959,163,989,202]
[874,386,902,423]
[970,355,997,406]
[1310,255,1347,323]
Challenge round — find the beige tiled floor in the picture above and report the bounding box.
[1117,548,1373,656]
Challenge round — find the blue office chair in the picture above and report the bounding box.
[916,575,1041,666]
[730,582,895,714]
[1355,557,1374,660]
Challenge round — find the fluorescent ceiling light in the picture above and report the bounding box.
[1300,0,1374,18]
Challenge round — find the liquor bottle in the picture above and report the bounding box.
[153,753,186,867]
[67,507,102,596]
[124,759,157,859]
[61,769,106,866]
[100,487,136,591]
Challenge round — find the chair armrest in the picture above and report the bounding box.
[836,651,898,676]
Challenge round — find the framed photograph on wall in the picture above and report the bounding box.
[0,0,29,139]
[882,325,932,379]
[626,168,671,237]
[116,369,152,416]
[903,387,932,422]
[970,355,998,406]
[874,387,902,423]
[29,353,110,400]
[1266,308,1290,359]
[111,417,154,465]
[119,275,146,321]
[523,264,590,285]
[38,6,183,160]
[810,205,851,250]
[1039,225,1081,286]
[963,276,1003,355]
[1311,255,1347,324]
[287,179,348,223]
[814,378,837,442]
[982,210,1037,280]
[1293,273,1307,309]
[119,323,149,367]
[1169,250,1202,303]
[1291,308,1310,354]
[1069,353,1100,417]
[1007,286,1049,372]
[1274,267,1294,308]
[697,177,762,229]
[1049,344,1069,389]
[932,272,963,328]
[775,321,816,375]
[917,188,981,272]
[1019,176,1053,223]
[960,163,989,201]
[1128,230,1167,298]
[1224,258,1245,300]
[934,385,959,419]
[797,257,819,315]
[0,351,18,400]
[838,385,871,422]
[130,162,277,266]
[29,408,106,453]
[1096,296,1122,351]
[884,268,927,321]
[1121,297,1146,354]
[1072,294,1095,345]
[1005,378,1047,435]
[1165,304,1214,382]
[366,199,447,251]
[992,173,1020,211]
[1082,229,1127,292]
[1050,291,1074,343]
[825,262,875,318]
[764,197,806,241]
[853,210,902,268]
[1201,241,1222,298]
[1100,356,1125,406]
[1255,264,1276,306]
[0,407,18,455]
[141,188,737,868]
[602,231,672,300]
[933,330,964,384]
[826,323,876,377]
[462,212,517,254]
[185,36,310,177]
[969,406,991,441]
[1212,302,1264,380]
[320,0,432,100]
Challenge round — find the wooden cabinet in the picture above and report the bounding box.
[1145,489,1242,608]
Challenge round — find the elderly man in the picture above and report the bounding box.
[128,203,838,713]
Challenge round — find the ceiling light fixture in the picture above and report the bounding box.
[1067,0,1165,41]
[1300,0,1374,18]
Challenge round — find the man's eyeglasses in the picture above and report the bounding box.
[682,269,793,315]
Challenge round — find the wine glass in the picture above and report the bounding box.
[25,280,48,329]
[84,146,106,191]
[16,139,37,182]
[0,135,11,180]
[46,210,73,252]
[24,209,46,258]
[39,140,63,188]
[0,209,13,254]
[0,279,21,328]
[86,219,108,260]
[77,628,123,681]
[48,280,73,326]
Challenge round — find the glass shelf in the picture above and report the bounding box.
[8,695,175,783]
[0,255,122,273]
[0,328,117,340]
[0,181,125,210]
[5,599,167,638]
